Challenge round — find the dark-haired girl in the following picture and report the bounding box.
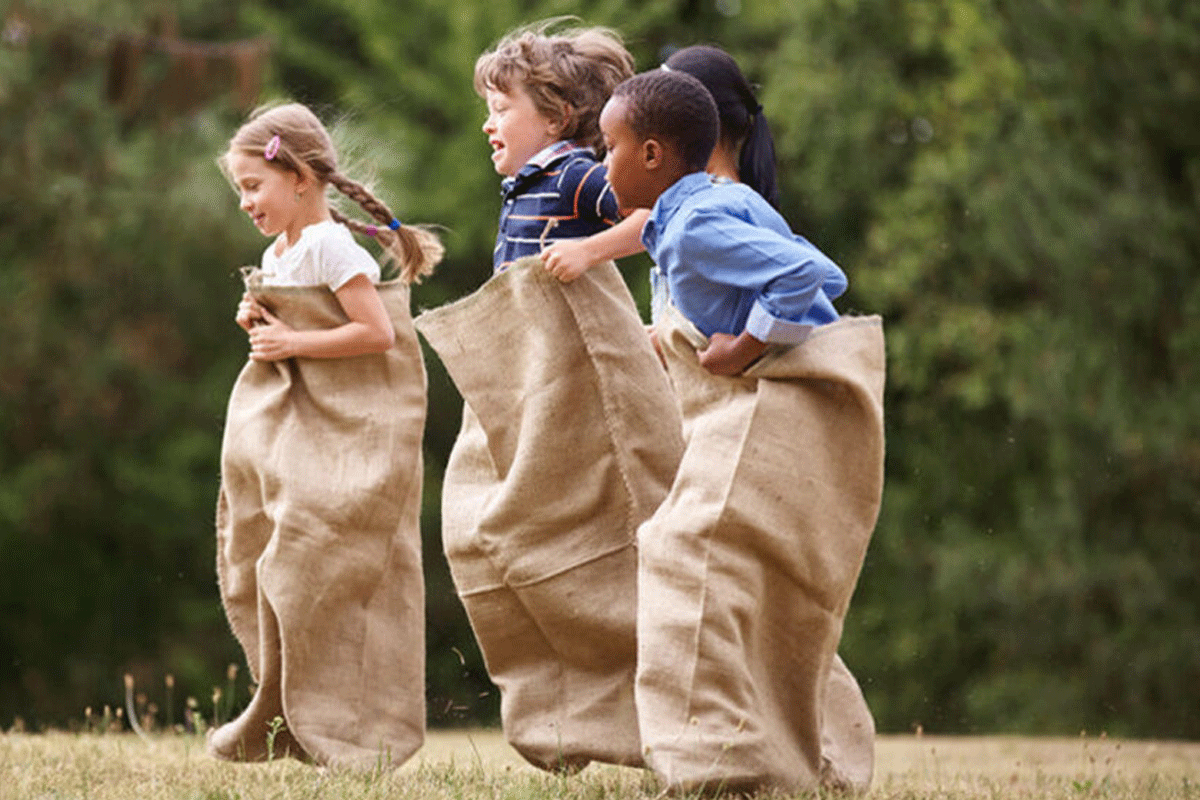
[663,44,780,208]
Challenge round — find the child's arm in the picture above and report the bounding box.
[697,330,768,376]
[541,209,650,282]
[677,209,845,376]
[246,274,395,361]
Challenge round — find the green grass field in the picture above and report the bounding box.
[1,729,1197,799]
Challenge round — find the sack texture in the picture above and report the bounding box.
[415,257,683,770]
[637,306,885,793]
[211,277,426,769]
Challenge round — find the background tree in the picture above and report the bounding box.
[0,0,264,725]
[1,0,1196,737]
[758,0,1200,735]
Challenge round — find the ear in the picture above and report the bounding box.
[548,102,573,137]
[642,138,666,171]
[291,168,316,196]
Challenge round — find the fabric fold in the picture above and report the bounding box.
[211,277,426,769]
[415,257,683,769]
[636,305,885,793]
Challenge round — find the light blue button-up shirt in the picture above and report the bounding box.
[643,172,846,344]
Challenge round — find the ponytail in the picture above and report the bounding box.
[328,172,444,284]
[664,45,782,209]
[738,109,780,210]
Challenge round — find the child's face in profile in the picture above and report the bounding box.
[600,96,657,211]
[483,84,561,178]
[226,151,306,241]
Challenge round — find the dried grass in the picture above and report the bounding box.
[0,729,1196,800]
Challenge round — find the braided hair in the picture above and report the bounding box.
[220,102,443,283]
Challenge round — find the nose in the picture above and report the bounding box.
[482,115,495,135]
[240,191,252,211]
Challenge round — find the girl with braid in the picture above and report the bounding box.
[210,102,441,768]
[222,102,441,359]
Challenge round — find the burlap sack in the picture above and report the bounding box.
[414,257,684,771]
[637,305,885,794]
[210,275,426,769]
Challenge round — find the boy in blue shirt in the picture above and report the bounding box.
[600,69,848,372]
[600,69,886,794]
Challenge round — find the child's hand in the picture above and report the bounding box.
[647,324,666,369]
[247,309,297,361]
[541,240,597,283]
[698,331,767,376]
[235,291,267,331]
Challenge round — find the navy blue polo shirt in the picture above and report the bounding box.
[493,141,621,272]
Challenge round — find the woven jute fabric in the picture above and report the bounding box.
[415,257,684,771]
[636,306,885,794]
[210,277,426,769]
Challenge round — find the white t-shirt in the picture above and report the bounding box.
[260,220,381,289]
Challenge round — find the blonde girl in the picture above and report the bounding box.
[221,103,441,358]
[210,102,440,769]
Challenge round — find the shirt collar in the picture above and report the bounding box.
[500,140,591,196]
[642,172,717,252]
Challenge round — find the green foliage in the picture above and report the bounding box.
[2,0,1197,738]
[0,3,261,724]
[761,0,1199,736]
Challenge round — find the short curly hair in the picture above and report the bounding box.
[474,19,635,153]
[611,69,719,174]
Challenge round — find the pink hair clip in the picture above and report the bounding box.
[263,134,281,161]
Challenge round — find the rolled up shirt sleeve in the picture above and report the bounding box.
[679,209,846,344]
[745,301,816,344]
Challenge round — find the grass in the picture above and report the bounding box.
[1,729,1197,800]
